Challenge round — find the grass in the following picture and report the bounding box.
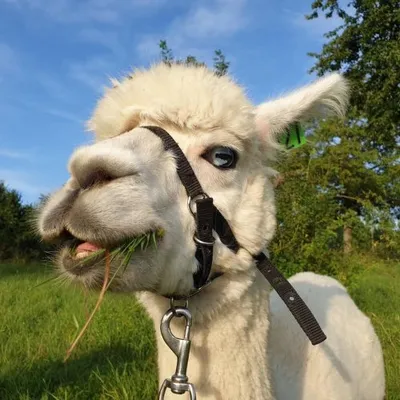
[0,259,399,399]
[0,263,158,400]
[347,258,400,400]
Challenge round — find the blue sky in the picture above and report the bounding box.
[0,0,340,204]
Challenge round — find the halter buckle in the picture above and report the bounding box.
[193,234,215,246]
[187,193,209,216]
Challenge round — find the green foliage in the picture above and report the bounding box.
[271,143,349,278]
[305,0,400,217]
[158,40,173,64]
[0,183,23,260]
[213,49,230,76]
[271,0,400,268]
[158,39,229,76]
[0,182,48,262]
[307,0,400,152]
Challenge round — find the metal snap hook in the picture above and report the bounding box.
[159,378,196,400]
[158,305,197,399]
[170,297,189,313]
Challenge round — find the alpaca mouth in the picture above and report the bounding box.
[58,228,164,277]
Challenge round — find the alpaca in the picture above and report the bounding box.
[37,63,385,399]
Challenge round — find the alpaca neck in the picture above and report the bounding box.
[139,271,275,400]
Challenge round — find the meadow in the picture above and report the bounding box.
[0,260,399,399]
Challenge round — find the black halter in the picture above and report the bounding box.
[143,126,326,346]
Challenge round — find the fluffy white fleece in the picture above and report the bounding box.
[38,62,385,399]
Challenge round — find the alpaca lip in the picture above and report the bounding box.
[59,228,164,277]
[62,247,106,276]
[76,242,102,254]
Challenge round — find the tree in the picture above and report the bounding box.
[159,40,174,65]
[298,0,400,252]
[213,49,230,76]
[158,40,230,76]
[307,0,400,152]
[270,0,400,269]
[0,182,24,260]
[0,181,49,262]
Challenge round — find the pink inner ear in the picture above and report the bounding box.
[254,114,272,141]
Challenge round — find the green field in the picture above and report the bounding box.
[0,260,399,399]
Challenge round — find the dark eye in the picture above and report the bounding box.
[202,147,238,169]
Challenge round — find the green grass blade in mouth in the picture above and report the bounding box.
[105,229,165,290]
[34,230,165,289]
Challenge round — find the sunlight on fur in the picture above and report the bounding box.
[37,63,384,400]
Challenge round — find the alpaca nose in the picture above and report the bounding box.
[68,142,138,189]
[74,167,113,190]
[38,177,80,241]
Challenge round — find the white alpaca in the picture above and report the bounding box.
[38,63,385,399]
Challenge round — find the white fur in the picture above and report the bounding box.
[254,74,349,138]
[37,63,384,399]
[269,272,385,400]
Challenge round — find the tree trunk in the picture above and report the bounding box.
[343,226,353,254]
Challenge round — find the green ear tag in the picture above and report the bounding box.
[280,123,306,150]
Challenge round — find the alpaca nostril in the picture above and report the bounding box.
[59,229,75,241]
[79,169,113,190]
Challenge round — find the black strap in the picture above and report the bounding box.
[254,252,327,345]
[141,125,326,345]
[193,197,215,287]
[213,208,326,345]
[143,126,215,288]
[214,209,240,252]
[143,126,204,198]
[204,205,326,344]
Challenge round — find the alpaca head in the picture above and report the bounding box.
[37,63,348,304]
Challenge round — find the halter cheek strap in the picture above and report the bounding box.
[141,126,216,288]
[143,125,327,346]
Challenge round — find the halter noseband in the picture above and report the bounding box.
[143,125,326,346]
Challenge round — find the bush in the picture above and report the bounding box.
[0,182,49,263]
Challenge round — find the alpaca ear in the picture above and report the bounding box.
[120,106,143,133]
[86,105,143,139]
[254,73,350,143]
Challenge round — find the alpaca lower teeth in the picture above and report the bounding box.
[76,251,90,259]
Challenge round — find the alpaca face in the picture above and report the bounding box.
[38,124,273,296]
[37,63,349,298]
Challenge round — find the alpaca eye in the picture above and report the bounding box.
[202,147,238,169]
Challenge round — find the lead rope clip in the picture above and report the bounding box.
[158,300,196,400]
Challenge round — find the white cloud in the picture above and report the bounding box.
[0,43,19,78]
[4,0,168,24]
[176,0,248,39]
[68,57,114,92]
[14,99,84,124]
[0,169,50,202]
[0,148,33,160]
[43,108,84,124]
[78,28,123,56]
[35,74,75,103]
[136,35,162,62]
[136,0,248,62]
[286,9,343,41]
